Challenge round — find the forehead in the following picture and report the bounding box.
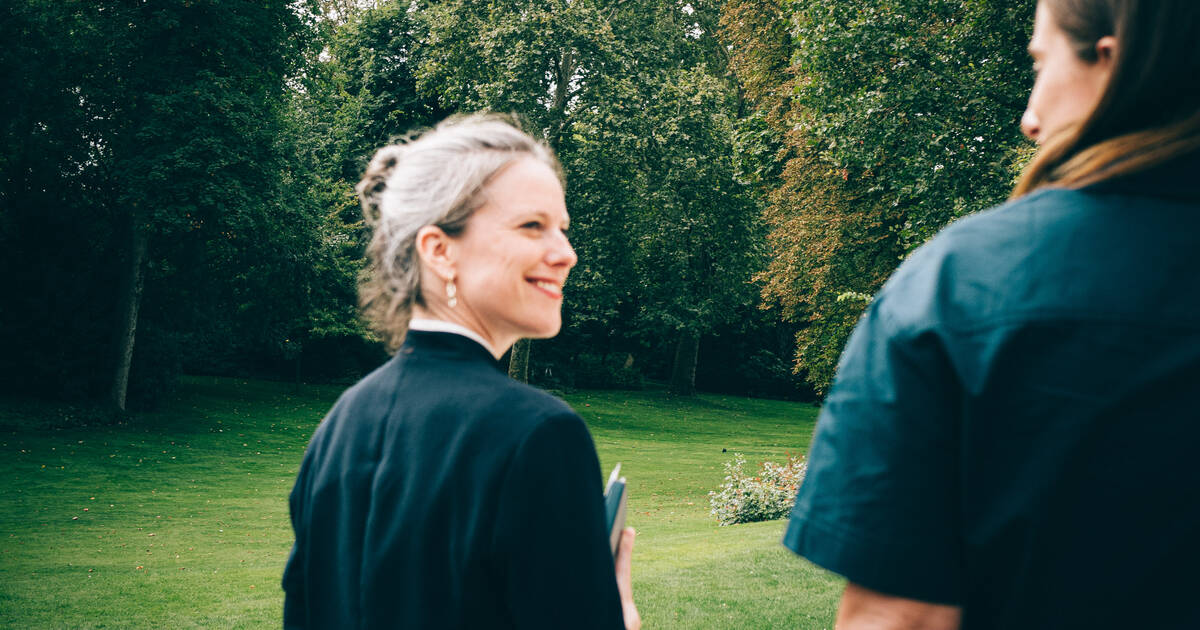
[479,158,568,219]
[1028,2,1059,52]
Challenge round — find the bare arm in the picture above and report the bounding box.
[614,527,640,630]
[835,583,962,630]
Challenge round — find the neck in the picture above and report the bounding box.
[410,304,512,359]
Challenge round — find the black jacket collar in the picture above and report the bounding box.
[399,330,504,371]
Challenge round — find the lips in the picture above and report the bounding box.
[528,278,564,299]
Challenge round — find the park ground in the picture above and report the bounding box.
[0,376,841,629]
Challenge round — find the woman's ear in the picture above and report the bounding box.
[414,225,456,282]
[1095,35,1117,69]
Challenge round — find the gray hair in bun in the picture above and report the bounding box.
[356,113,561,352]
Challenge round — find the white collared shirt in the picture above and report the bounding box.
[408,318,498,357]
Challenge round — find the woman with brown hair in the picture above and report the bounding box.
[784,1,1200,628]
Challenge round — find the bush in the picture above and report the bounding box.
[708,452,807,526]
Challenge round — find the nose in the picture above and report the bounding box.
[547,230,577,269]
[1020,108,1040,142]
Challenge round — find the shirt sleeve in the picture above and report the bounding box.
[783,290,964,605]
[490,413,625,630]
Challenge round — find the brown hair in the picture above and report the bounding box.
[1013,0,1200,197]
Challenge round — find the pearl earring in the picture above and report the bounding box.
[446,279,458,308]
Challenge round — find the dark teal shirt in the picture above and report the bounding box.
[785,153,1200,629]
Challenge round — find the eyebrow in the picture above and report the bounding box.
[517,209,570,228]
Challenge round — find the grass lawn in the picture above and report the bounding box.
[0,376,841,629]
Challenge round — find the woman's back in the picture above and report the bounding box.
[787,151,1200,628]
[283,331,623,629]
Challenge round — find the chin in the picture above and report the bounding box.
[522,317,562,340]
[528,325,561,340]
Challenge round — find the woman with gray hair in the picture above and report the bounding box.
[282,114,639,629]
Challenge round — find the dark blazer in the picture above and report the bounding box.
[283,331,624,629]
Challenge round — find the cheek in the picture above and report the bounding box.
[1035,63,1101,128]
[1027,74,1054,118]
[463,244,523,293]
[1023,69,1079,139]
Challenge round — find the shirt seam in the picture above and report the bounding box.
[884,304,1200,338]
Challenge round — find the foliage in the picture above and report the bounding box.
[629,66,764,341]
[721,0,1037,395]
[412,0,766,392]
[279,0,450,371]
[4,0,1045,406]
[708,452,807,526]
[0,0,328,407]
[414,0,608,144]
[788,0,1036,249]
[301,0,447,186]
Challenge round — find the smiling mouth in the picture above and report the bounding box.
[529,279,564,299]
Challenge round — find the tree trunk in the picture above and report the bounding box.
[109,218,148,412]
[547,48,576,146]
[508,338,531,383]
[293,354,303,392]
[668,329,700,396]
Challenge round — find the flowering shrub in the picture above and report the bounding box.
[708,452,807,526]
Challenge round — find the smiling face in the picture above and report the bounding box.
[448,157,576,353]
[1020,2,1114,143]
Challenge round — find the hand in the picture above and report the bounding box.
[615,527,640,630]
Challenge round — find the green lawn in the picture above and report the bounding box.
[0,377,841,629]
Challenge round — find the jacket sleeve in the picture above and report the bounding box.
[281,440,315,629]
[490,412,625,629]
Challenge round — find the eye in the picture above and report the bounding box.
[520,220,543,230]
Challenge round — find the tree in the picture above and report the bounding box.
[722,0,1036,395]
[627,67,763,395]
[413,0,763,392]
[0,1,319,410]
[285,0,449,373]
[100,1,315,409]
[0,2,119,402]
